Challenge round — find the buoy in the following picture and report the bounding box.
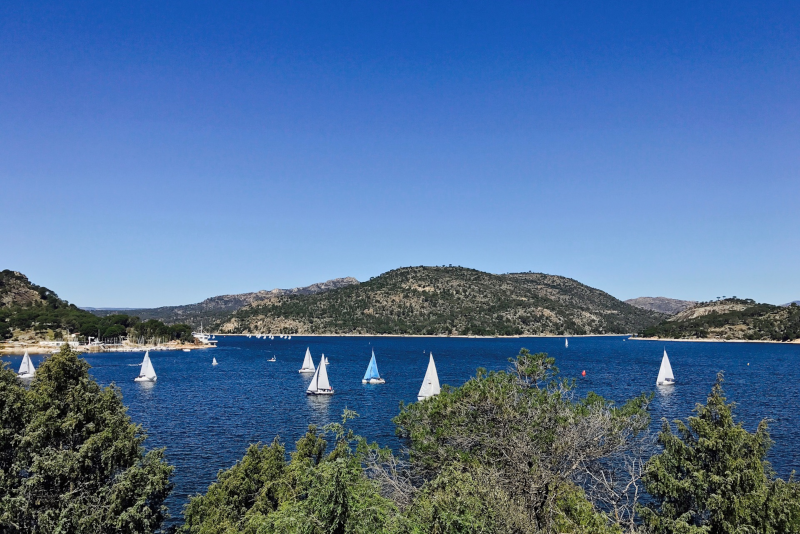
[581,370,586,377]
[747,363,750,366]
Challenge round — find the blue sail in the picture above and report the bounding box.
[363,350,381,381]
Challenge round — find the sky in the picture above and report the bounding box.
[2,1,799,307]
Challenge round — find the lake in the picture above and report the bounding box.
[5,335,800,525]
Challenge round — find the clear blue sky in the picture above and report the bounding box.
[2,1,798,307]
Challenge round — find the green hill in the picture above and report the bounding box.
[0,270,192,342]
[217,266,665,336]
[639,298,800,341]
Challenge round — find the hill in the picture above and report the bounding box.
[89,277,359,327]
[0,270,192,342]
[217,266,666,336]
[624,296,696,315]
[639,298,800,341]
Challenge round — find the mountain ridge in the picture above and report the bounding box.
[624,296,696,315]
[217,266,666,336]
[88,277,359,326]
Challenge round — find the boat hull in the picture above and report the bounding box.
[17,373,35,380]
[134,376,157,382]
[657,381,676,386]
[306,390,334,395]
[362,378,386,384]
[298,369,315,373]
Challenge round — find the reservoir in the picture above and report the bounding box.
[6,335,799,524]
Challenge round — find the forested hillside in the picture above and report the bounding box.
[218,266,665,336]
[640,298,800,341]
[0,270,192,342]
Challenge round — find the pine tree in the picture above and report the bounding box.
[640,372,800,533]
[0,346,173,533]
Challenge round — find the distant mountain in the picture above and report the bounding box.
[639,298,800,341]
[624,296,696,315]
[784,301,800,307]
[89,277,360,327]
[217,266,666,336]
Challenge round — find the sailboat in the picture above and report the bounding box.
[362,349,385,384]
[298,348,315,373]
[417,352,441,401]
[306,354,334,395]
[18,350,35,379]
[212,357,218,366]
[656,349,675,386]
[268,355,276,362]
[324,355,329,365]
[565,338,569,348]
[135,351,158,382]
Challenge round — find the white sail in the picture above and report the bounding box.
[417,353,441,401]
[212,357,218,366]
[317,354,331,391]
[18,350,35,378]
[307,364,320,393]
[656,349,675,386]
[136,352,157,381]
[299,347,315,372]
[565,338,568,348]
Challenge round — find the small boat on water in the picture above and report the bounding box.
[183,348,191,352]
[565,338,569,348]
[135,351,157,382]
[298,348,315,373]
[362,349,385,384]
[306,355,333,395]
[212,357,218,366]
[417,352,440,401]
[656,349,675,386]
[18,350,35,379]
[268,355,276,362]
[324,355,329,365]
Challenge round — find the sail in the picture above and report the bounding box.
[301,348,314,370]
[418,353,441,400]
[212,357,218,365]
[317,354,331,390]
[565,338,568,348]
[306,364,321,393]
[141,352,157,380]
[18,351,34,377]
[363,350,381,381]
[656,349,675,385]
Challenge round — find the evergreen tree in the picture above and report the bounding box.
[640,373,800,533]
[0,346,174,533]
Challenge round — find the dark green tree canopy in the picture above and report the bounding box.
[0,346,174,534]
[641,373,800,533]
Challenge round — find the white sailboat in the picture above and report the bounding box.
[362,349,385,384]
[324,355,329,365]
[135,351,157,382]
[212,357,218,366]
[417,352,441,401]
[268,355,276,362]
[298,348,315,373]
[306,354,334,395]
[18,350,35,379]
[565,338,569,348]
[656,349,675,386]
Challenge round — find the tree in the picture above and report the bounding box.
[0,346,174,533]
[640,373,800,533]
[389,349,650,533]
[181,412,395,534]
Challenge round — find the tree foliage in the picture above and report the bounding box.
[0,346,174,533]
[181,412,395,534]
[640,373,800,533]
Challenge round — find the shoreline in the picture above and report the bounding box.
[214,333,629,339]
[630,337,800,345]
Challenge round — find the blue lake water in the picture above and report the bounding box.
[5,335,800,525]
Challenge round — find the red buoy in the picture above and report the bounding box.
[581,370,586,377]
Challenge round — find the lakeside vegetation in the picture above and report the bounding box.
[218,266,665,336]
[3,346,798,533]
[0,270,193,342]
[640,298,800,341]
